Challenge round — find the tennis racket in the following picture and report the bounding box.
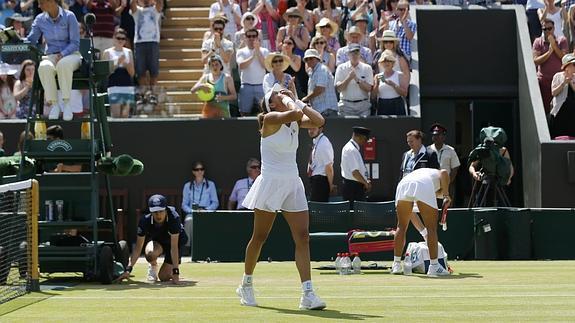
[440,197,451,231]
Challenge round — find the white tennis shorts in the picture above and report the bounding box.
[242,175,308,212]
[395,179,438,210]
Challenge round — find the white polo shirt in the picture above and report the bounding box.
[310,134,334,176]
[334,60,374,101]
[341,139,368,182]
[236,46,269,85]
[428,143,460,175]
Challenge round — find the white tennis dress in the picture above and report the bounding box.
[395,168,441,210]
[242,121,308,212]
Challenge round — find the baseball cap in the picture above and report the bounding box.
[148,194,167,212]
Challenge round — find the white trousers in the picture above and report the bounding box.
[38,52,82,104]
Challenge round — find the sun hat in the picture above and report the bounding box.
[283,7,303,21]
[241,12,259,28]
[315,17,338,37]
[264,52,291,72]
[303,48,321,60]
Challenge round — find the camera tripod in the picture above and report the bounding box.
[468,174,511,207]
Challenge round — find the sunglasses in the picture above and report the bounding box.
[284,41,294,45]
[288,15,300,19]
[320,25,331,29]
[116,37,126,40]
[542,27,554,31]
[272,59,284,63]
[213,27,224,32]
[315,41,326,45]
[193,168,205,171]
[245,16,254,21]
[398,8,407,11]
[250,165,261,169]
[246,34,258,38]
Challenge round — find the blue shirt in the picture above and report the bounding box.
[389,19,416,59]
[229,177,256,210]
[308,63,338,114]
[25,6,80,56]
[181,179,219,213]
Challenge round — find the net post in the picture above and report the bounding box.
[30,179,39,292]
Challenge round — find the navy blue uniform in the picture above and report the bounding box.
[137,206,188,265]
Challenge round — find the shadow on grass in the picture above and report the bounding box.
[0,290,58,317]
[41,276,198,291]
[258,305,384,320]
[318,271,390,275]
[414,272,483,279]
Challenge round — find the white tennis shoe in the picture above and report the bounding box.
[299,291,326,310]
[427,264,450,277]
[146,264,158,281]
[236,285,258,306]
[391,261,403,274]
[48,104,60,120]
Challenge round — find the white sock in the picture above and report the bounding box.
[242,274,253,286]
[393,256,402,262]
[419,228,428,239]
[430,259,439,265]
[302,280,313,293]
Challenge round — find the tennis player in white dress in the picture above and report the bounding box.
[236,84,327,310]
[393,168,452,277]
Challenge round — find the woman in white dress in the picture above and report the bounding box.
[236,84,326,310]
[393,168,452,277]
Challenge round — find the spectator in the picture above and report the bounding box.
[251,0,280,51]
[13,130,34,156]
[372,30,410,79]
[310,35,335,73]
[549,53,575,138]
[102,28,136,118]
[235,11,260,49]
[2,13,33,66]
[399,130,439,179]
[384,0,400,25]
[336,26,372,65]
[0,0,17,27]
[301,49,338,117]
[181,161,219,251]
[538,0,565,39]
[341,126,371,208]
[202,17,235,75]
[24,0,82,121]
[315,17,340,55]
[533,19,567,113]
[130,0,162,101]
[294,0,315,33]
[209,0,242,40]
[335,44,373,117]
[276,8,310,56]
[87,0,119,53]
[236,28,269,116]
[388,0,416,61]
[263,52,297,94]
[372,49,407,115]
[307,126,335,202]
[351,14,371,48]
[228,158,261,210]
[118,0,135,50]
[280,36,306,97]
[13,59,35,119]
[350,0,378,33]
[312,0,341,25]
[16,0,37,17]
[190,54,237,118]
[427,123,460,185]
[0,63,18,119]
[69,0,88,22]
[527,0,545,44]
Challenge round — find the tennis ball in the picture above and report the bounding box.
[196,83,215,101]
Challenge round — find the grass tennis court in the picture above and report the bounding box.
[1,260,574,322]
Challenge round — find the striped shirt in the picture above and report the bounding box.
[389,19,417,59]
[308,63,338,114]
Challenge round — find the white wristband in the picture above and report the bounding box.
[294,100,306,110]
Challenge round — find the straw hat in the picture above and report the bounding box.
[561,53,575,70]
[5,13,32,27]
[303,49,321,61]
[347,26,363,36]
[0,62,18,76]
[283,7,303,21]
[210,13,228,24]
[241,12,259,28]
[377,30,399,44]
[264,52,291,72]
[315,17,338,37]
[378,49,397,64]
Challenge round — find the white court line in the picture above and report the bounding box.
[21,294,575,300]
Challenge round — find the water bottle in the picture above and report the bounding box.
[334,253,342,274]
[351,253,362,274]
[34,117,46,140]
[404,252,413,275]
[340,253,351,275]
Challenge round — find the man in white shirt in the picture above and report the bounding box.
[228,158,261,210]
[209,0,242,40]
[236,28,269,116]
[201,18,235,75]
[341,126,371,207]
[334,44,374,117]
[427,123,460,184]
[130,0,162,95]
[307,126,334,202]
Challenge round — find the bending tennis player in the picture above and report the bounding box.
[236,84,326,310]
[392,168,451,276]
[117,194,188,284]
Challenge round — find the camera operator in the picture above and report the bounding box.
[468,144,514,186]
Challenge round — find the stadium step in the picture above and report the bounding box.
[167,0,214,8]
[159,58,204,68]
[160,38,204,48]
[162,17,210,28]
[165,90,198,102]
[161,28,208,39]
[158,69,204,80]
[160,48,202,59]
[165,7,210,18]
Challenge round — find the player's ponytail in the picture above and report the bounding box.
[257,98,268,131]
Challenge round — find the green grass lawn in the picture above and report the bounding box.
[1,261,574,322]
